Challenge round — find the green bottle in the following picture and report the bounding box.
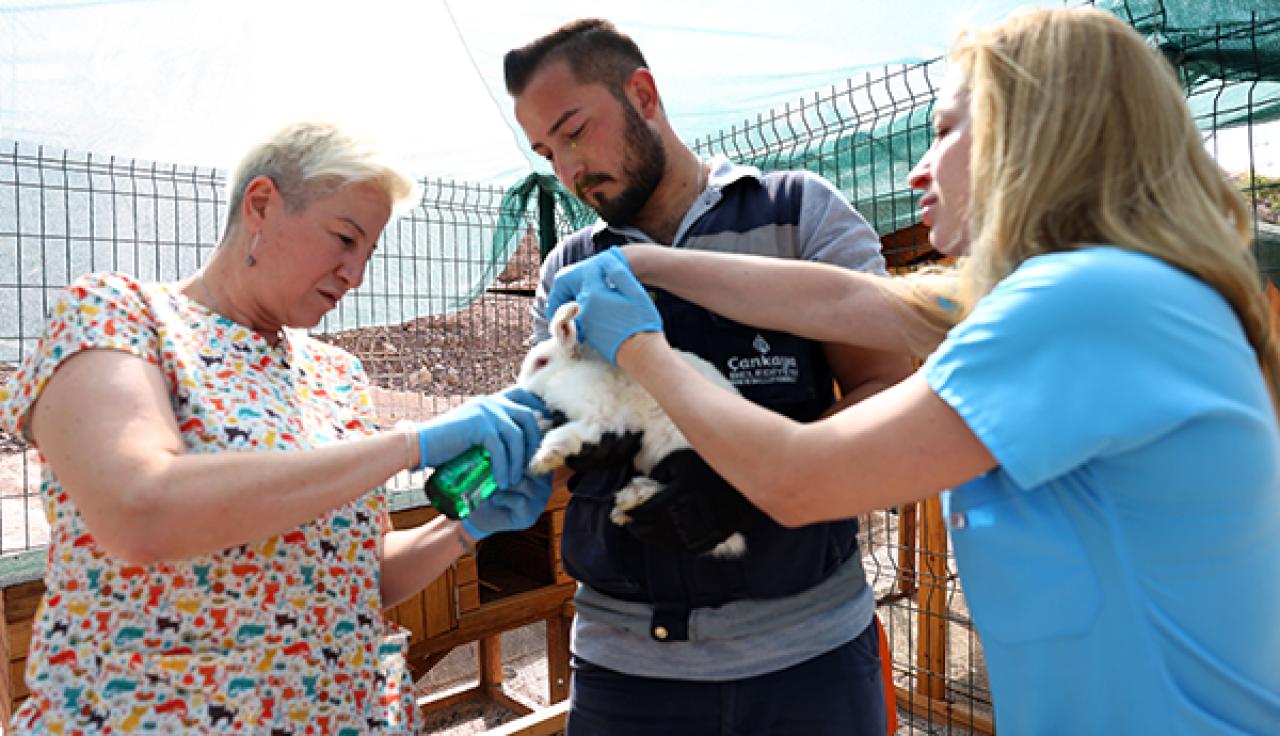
[425,445,498,521]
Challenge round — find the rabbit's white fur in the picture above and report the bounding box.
[519,303,746,558]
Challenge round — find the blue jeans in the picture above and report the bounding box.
[566,621,886,736]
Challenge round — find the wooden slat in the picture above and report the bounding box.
[486,700,570,736]
[478,634,503,691]
[416,682,488,713]
[3,581,44,625]
[897,502,918,597]
[423,567,455,639]
[894,685,995,735]
[457,582,480,613]
[545,610,572,703]
[9,660,27,700]
[487,688,536,717]
[7,617,31,662]
[1,581,42,720]
[414,675,535,721]
[454,555,478,585]
[0,589,10,725]
[394,591,425,646]
[548,470,572,510]
[916,495,950,701]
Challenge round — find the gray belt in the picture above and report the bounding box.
[573,552,870,642]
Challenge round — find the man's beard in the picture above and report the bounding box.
[576,99,666,227]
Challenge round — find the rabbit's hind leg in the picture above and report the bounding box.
[708,533,747,559]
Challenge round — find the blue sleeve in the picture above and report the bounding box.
[922,248,1253,489]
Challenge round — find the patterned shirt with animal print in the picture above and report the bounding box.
[0,272,415,733]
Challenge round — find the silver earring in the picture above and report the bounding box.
[246,231,260,267]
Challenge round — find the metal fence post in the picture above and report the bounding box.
[537,186,558,261]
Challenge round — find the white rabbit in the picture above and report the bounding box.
[519,302,747,559]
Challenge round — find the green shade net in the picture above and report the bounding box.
[692,2,1280,238]
[492,172,596,272]
[1104,0,1280,127]
[1101,1,1280,289]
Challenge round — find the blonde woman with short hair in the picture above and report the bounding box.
[1,122,550,732]
[541,8,1280,733]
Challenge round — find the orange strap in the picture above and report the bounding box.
[876,614,899,735]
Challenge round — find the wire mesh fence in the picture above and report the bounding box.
[689,46,991,736]
[692,60,944,271]
[0,144,569,565]
[1,1,1278,733]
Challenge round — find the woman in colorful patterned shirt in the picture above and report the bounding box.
[0,122,550,733]
[540,8,1280,734]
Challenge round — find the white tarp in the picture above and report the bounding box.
[2,0,1051,183]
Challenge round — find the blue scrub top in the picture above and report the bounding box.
[923,247,1280,734]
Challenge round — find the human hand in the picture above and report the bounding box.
[625,449,756,554]
[497,385,547,416]
[411,389,545,487]
[461,470,554,541]
[546,248,662,363]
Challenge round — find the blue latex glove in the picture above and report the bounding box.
[545,248,662,363]
[413,389,545,488]
[461,470,554,541]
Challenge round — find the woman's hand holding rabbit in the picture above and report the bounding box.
[408,389,546,487]
[546,247,663,364]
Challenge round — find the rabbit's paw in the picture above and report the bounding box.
[707,532,748,559]
[528,424,588,474]
[610,476,662,526]
[528,445,567,475]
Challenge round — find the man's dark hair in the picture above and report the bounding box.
[504,18,650,99]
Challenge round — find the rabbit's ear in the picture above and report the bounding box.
[555,316,581,358]
[553,311,570,342]
[548,302,582,357]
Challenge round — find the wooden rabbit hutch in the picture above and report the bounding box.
[0,474,578,729]
[386,474,577,721]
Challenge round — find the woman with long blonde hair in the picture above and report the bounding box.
[539,7,1280,732]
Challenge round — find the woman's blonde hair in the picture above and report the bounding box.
[224,122,420,231]
[889,7,1279,409]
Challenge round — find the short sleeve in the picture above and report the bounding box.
[343,355,393,511]
[922,248,1249,489]
[531,253,557,345]
[794,172,887,275]
[341,355,374,423]
[0,272,161,441]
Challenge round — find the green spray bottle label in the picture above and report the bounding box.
[425,445,498,520]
